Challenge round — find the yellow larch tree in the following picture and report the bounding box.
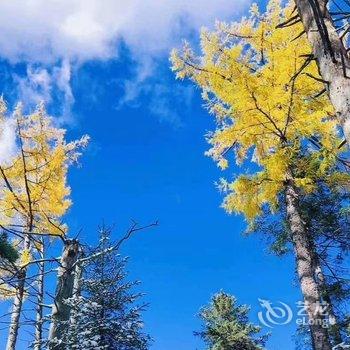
[0,99,88,350]
[171,1,349,349]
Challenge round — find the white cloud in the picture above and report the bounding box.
[147,83,194,127]
[14,66,52,106]
[0,0,248,64]
[118,63,194,126]
[53,60,75,122]
[13,60,74,123]
[0,118,16,165]
[0,0,249,125]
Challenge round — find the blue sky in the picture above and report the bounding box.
[65,58,301,350]
[0,1,308,349]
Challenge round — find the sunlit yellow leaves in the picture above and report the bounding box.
[0,103,89,238]
[249,3,260,17]
[33,240,44,253]
[327,171,350,188]
[171,0,346,222]
[222,173,283,221]
[260,148,290,182]
[19,249,31,267]
[0,284,16,300]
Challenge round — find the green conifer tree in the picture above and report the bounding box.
[195,292,267,350]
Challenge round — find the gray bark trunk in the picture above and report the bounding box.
[6,235,30,350]
[72,261,83,298]
[285,179,331,350]
[314,259,343,345]
[69,261,83,327]
[34,239,45,350]
[293,0,350,147]
[48,239,79,349]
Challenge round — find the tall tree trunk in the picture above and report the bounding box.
[65,261,83,347]
[48,239,79,349]
[285,179,331,350]
[293,0,350,147]
[6,235,30,350]
[34,239,45,350]
[314,257,343,345]
[69,261,83,327]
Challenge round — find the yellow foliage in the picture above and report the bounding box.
[0,100,89,237]
[171,0,346,221]
[19,249,31,267]
[0,284,16,300]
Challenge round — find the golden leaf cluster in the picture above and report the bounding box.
[171,0,349,221]
[0,100,89,236]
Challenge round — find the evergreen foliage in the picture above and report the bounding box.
[58,229,151,350]
[0,233,18,263]
[195,292,267,350]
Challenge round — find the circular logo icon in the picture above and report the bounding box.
[257,298,293,328]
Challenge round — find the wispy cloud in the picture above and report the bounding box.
[0,118,17,165]
[0,0,248,63]
[14,66,52,106]
[0,0,250,122]
[13,60,74,124]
